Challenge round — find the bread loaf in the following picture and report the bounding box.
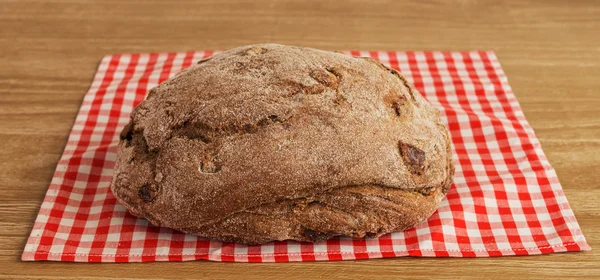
[111,44,454,244]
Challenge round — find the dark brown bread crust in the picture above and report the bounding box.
[111,44,454,244]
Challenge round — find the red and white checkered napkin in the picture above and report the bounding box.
[22,50,590,262]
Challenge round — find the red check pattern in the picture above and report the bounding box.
[22,50,590,262]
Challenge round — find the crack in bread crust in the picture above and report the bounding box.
[168,181,450,231]
[185,183,451,244]
[358,56,417,102]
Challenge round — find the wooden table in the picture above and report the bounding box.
[1,0,598,279]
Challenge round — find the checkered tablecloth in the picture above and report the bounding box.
[22,50,590,262]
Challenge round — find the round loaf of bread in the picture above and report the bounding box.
[111,44,454,244]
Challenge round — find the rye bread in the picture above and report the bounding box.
[111,44,454,244]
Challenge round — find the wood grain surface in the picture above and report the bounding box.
[1,0,599,279]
